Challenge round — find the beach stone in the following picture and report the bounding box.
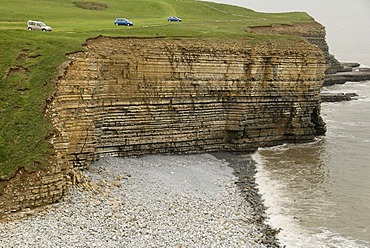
[0,153,279,247]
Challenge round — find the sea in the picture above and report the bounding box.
[209,0,370,247]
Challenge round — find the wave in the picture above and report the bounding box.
[253,148,370,248]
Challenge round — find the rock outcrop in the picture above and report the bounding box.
[48,36,326,170]
[320,92,358,102]
[324,66,370,86]
[249,23,370,86]
[0,166,65,218]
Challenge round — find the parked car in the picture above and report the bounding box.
[168,16,182,22]
[27,20,52,31]
[114,18,133,26]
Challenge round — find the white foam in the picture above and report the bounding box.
[253,150,370,248]
[253,152,318,247]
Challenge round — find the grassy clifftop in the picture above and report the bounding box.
[0,0,315,180]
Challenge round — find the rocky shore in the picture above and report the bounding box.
[0,153,280,247]
[324,63,370,86]
[321,63,370,102]
[320,92,358,102]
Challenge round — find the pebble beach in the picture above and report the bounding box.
[0,153,279,247]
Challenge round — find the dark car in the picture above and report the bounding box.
[168,16,182,22]
[114,18,133,26]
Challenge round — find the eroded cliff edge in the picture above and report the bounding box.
[49,36,326,172]
[248,22,341,74]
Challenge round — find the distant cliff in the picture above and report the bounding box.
[1,35,327,216]
[249,23,370,86]
[249,22,342,74]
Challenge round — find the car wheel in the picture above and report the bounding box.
[28,27,32,31]
[115,23,118,25]
[42,29,46,32]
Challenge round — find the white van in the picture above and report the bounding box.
[27,20,52,31]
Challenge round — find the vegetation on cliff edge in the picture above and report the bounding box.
[0,0,315,180]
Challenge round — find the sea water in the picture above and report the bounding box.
[254,80,370,247]
[208,0,370,247]
[248,1,370,247]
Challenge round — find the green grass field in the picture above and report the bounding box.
[0,0,314,181]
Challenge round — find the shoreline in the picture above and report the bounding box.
[212,152,281,246]
[0,153,280,247]
[324,64,370,86]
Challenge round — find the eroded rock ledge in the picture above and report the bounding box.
[48,36,326,171]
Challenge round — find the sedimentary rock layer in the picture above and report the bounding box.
[0,166,65,217]
[0,36,327,217]
[249,23,342,73]
[48,36,326,170]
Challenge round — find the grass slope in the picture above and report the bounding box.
[0,0,314,180]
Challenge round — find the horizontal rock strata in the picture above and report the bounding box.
[320,92,358,102]
[249,23,342,74]
[1,36,327,217]
[324,67,370,86]
[48,36,327,170]
[0,166,65,218]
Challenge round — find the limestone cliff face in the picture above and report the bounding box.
[249,23,342,73]
[0,167,64,217]
[48,36,326,170]
[0,36,327,216]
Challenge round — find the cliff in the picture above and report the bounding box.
[1,36,327,216]
[251,23,370,86]
[249,23,342,74]
[49,36,326,169]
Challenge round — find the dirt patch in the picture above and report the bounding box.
[17,87,31,92]
[73,1,108,11]
[248,22,325,37]
[3,65,29,79]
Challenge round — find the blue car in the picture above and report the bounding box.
[114,18,133,26]
[168,16,182,22]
